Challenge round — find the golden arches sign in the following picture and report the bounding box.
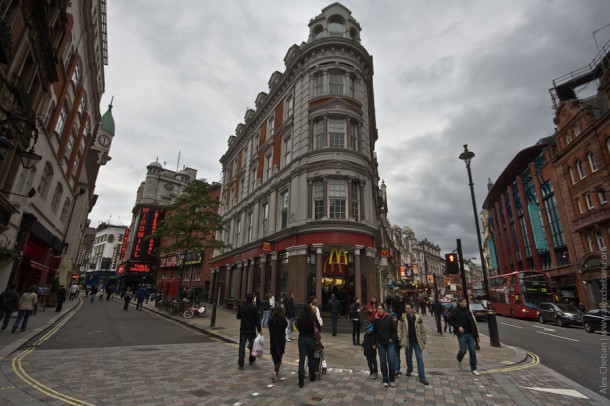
[324,249,348,276]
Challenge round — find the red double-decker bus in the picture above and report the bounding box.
[484,271,553,319]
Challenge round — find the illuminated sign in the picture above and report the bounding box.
[329,249,348,265]
[184,251,202,265]
[120,227,129,260]
[131,206,162,262]
[119,263,152,273]
[261,241,272,251]
[379,249,391,258]
[400,265,407,279]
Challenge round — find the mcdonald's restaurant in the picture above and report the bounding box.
[208,235,387,310]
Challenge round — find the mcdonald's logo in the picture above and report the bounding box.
[379,249,391,258]
[328,249,348,265]
[261,241,272,251]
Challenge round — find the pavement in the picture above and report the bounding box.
[0,297,607,405]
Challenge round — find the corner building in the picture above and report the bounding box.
[210,4,387,308]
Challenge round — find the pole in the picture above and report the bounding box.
[210,270,218,327]
[424,251,442,334]
[457,239,469,308]
[464,154,501,348]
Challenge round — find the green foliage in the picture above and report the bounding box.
[151,179,229,258]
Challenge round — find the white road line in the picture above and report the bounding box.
[521,386,588,399]
[500,322,523,329]
[535,331,579,342]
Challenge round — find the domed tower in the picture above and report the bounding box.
[212,3,383,306]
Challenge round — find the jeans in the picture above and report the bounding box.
[298,336,316,377]
[444,318,452,334]
[406,341,426,380]
[13,310,32,331]
[331,313,339,335]
[0,309,13,330]
[262,310,270,328]
[238,332,256,367]
[376,341,396,383]
[352,320,361,344]
[137,298,144,310]
[123,297,131,310]
[365,353,378,375]
[457,333,477,371]
[394,342,401,372]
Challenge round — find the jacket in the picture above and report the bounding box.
[366,301,378,323]
[448,305,479,339]
[328,298,342,315]
[237,301,262,334]
[350,303,362,321]
[397,313,427,350]
[372,312,396,346]
[0,289,19,312]
[361,331,376,357]
[18,292,38,311]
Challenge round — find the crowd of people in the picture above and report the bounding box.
[236,291,480,389]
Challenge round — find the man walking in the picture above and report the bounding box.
[284,292,295,342]
[328,294,342,336]
[135,285,147,310]
[237,293,262,370]
[449,297,480,376]
[398,303,429,385]
[69,283,78,300]
[0,283,19,331]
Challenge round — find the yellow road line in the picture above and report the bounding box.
[482,348,540,374]
[10,297,94,405]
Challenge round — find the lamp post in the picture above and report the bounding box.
[459,144,501,347]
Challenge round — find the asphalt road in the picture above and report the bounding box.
[477,314,606,394]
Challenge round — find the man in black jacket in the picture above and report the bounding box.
[0,284,19,331]
[448,297,480,376]
[284,292,296,341]
[237,293,262,370]
[328,294,342,336]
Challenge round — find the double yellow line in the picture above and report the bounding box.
[10,298,94,406]
[482,347,540,374]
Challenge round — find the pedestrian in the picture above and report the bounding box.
[268,305,288,382]
[90,284,98,303]
[98,287,105,301]
[69,282,78,300]
[106,284,114,301]
[350,297,363,345]
[284,292,296,342]
[237,293,262,370]
[442,306,452,334]
[84,284,90,297]
[0,283,20,331]
[135,285,147,310]
[295,302,321,388]
[361,323,378,379]
[310,296,323,329]
[449,297,480,376]
[366,296,378,324]
[123,287,132,310]
[56,285,67,312]
[372,304,397,388]
[12,285,37,333]
[262,292,272,328]
[420,298,427,316]
[398,303,429,385]
[328,293,342,336]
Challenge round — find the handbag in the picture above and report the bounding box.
[314,325,321,341]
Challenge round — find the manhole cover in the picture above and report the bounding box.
[191,389,210,397]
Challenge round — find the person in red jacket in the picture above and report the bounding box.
[366,296,378,323]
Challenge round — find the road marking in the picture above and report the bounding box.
[500,322,523,329]
[531,325,556,332]
[520,386,589,399]
[535,331,579,342]
[483,348,540,374]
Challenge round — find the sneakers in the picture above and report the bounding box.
[395,371,402,376]
[457,361,463,369]
[238,366,244,370]
[373,372,378,379]
[383,382,389,388]
[420,379,429,385]
[390,382,396,387]
[472,370,480,376]
[406,372,412,377]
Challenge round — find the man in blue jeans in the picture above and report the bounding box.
[398,303,429,385]
[449,297,480,376]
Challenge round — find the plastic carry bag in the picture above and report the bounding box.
[251,333,264,357]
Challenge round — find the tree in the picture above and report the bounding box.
[150,179,228,281]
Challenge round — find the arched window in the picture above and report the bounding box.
[60,198,71,222]
[587,152,598,172]
[573,125,581,137]
[313,25,324,40]
[50,183,63,213]
[328,16,344,37]
[55,103,69,135]
[576,160,586,179]
[37,162,53,198]
[565,133,571,145]
[568,166,575,185]
[65,131,76,159]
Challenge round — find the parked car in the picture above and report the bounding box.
[538,302,584,327]
[469,303,487,321]
[582,309,610,333]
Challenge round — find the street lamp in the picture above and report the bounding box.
[459,144,501,347]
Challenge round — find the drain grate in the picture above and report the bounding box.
[191,389,210,397]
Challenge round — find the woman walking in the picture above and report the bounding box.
[350,297,363,345]
[372,304,397,388]
[295,304,321,388]
[262,292,272,328]
[268,306,288,382]
[12,286,37,333]
[123,287,133,310]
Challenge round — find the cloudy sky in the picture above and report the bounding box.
[90,0,609,260]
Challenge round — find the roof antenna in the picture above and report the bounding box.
[176,150,181,172]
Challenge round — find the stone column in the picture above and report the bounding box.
[234,261,243,300]
[313,244,323,303]
[270,252,278,297]
[259,254,267,295]
[241,260,249,299]
[247,260,255,294]
[354,245,364,300]
[224,267,231,302]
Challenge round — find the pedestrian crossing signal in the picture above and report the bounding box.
[445,253,459,274]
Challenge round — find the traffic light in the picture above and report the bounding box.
[445,253,459,274]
